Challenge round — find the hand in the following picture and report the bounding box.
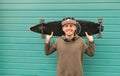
[85,32,94,42]
[46,32,53,43]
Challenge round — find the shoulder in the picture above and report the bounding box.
[55,37,63,42]
[52,37,63,46]
[77,36,86,43]
[53,37,63,43]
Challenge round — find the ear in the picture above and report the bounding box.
[62,26,65,32]
[74,25,77,30]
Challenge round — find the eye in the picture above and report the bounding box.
[70,24,74,27]
[64,25,68,28]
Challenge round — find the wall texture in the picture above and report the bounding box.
[0,0,120,76]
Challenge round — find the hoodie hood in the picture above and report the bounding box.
[61,34,80,42]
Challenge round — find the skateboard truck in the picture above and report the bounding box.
[39,19,45,38]
[97,18,103,38]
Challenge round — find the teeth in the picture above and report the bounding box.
[67,30,72,31]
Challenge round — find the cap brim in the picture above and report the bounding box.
[62,19,76,25]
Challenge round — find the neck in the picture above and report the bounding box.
[65,34,75,39]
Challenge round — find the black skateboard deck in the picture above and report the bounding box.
[30,19,104,38]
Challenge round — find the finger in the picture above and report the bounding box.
[51,32,53,36]
[85,32,88,36]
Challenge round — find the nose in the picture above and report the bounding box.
[67,26,71,29]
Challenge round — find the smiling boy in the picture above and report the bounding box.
[44,17,95,76]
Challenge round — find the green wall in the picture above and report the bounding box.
[0,0,120,76]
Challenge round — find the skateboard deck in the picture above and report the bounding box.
[30,19,104,38]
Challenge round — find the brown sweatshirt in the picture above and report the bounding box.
[45,35,95,76]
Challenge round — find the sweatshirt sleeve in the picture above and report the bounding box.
[84,41,95,57]
[44,40,57,55]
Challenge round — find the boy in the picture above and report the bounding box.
[44,17,95,76]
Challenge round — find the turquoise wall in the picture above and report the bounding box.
[0,0,120,76]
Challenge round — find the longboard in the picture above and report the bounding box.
[30,18,104,38]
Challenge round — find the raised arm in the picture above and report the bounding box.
[44,32,56,55]
[85,32,95,57]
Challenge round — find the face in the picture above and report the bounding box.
[62,23,76,36]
